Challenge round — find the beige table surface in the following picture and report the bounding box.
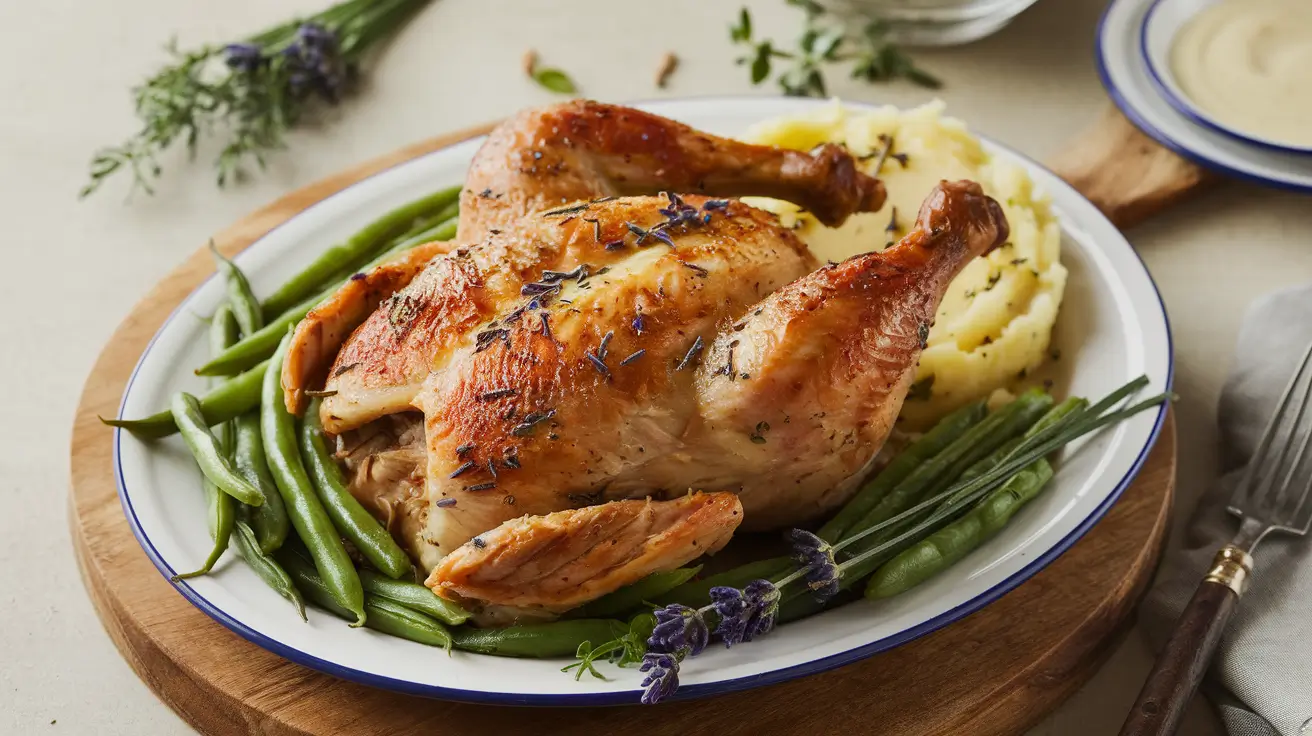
[5,0,1307,732]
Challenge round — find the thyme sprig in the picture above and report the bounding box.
[82,0,430,197]
[730,2,941,97]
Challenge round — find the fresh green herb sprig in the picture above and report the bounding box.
[730,1,941,97]
[82,0,430,198]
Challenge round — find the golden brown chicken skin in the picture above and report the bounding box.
[279,101,1007,619]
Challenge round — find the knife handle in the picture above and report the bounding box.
[1119,545,1251,736]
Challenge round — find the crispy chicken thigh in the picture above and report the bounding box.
[283,101,1007,618]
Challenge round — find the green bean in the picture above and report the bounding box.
[231,519,306,620]
[261,330,365,625]
[195,211,460,378]
[261,185,462,319]
[174,306,240,580]
[940,397,1086,510]
[197,289,325,376]
[299,397,411,579]
[233,412,289,553]
[449,619,629,658]
[364,597,453,650]
[102,358,268,438]
[209,242,263,336]
[866,459,1054,599]
[171,391,265,507]
[818,399,987,543]
[573,566,702,618]
[656,557,793,607]
[359,570,470,626]
[840,389,1053,558]
[281,550,450,646]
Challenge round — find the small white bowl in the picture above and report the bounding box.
[1141,0,1312,156]
[1098,0,1312,192]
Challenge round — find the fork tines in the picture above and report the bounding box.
[1229,340,1312,534]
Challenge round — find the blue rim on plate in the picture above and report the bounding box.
[112,97,1174,706]
[1096,0,1312,193]
[1139,0,1312,157]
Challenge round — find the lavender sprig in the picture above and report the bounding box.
[82,0,430,197]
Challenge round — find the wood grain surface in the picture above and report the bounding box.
[69,114,1181,736]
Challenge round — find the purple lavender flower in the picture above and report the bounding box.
[648,604,709,657]
[788,528,841,601]
[709,579,782,646]
[742,579,781,640]
[224,43,266,74]
[658,191,705,229]
[281,23,346,102]
[639,652,680,705]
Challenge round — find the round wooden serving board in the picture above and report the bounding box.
[70,112,1180,736]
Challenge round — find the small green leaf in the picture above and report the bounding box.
[904,65,942,89]
[751,45,772,84]
[813,29,845,60]
[731,7,753,42]
[533,68,577,94]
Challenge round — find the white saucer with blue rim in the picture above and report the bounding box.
[1098,0,1312,191]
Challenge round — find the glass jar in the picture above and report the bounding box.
[819,0,1042,46]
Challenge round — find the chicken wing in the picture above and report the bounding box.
[427,493,741,621]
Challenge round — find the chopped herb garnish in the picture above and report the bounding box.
[1010,257,1028,266]
[598,330,614,360]
[478,387,518,401]
[436,497,457,508]
[455,442,475,457]
[620,349,646,366]
[676,335,705,370]
[885,206,898,234]
[503,495,517,506]
[512,409,557,437]
[986,271,1002,290]
[682,262,709,277]
[522,281,563,297]
[539,312,552,339]
[632,313,646,334]
[504,453,522,469]
[586,350,612,378]
[604,239,625,251]
[487,459,499,479]
[466,482,497,492]
[474,328,510,353]
[749,421,769,444]
[918,322,930,348]
[331,362,359,377]
[449,461,476,479]
[472,536,487,548]
[304,389,338,398]
[907,374,935,401]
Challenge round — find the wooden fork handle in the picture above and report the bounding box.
[1120,545,1253,736]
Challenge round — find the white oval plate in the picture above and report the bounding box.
[1140,0,1312,155]
[1098,0,1312,191]
[114,96,1172,705]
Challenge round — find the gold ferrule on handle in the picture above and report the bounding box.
[1204,545,1254,595]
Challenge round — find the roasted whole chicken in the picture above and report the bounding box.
[283,101,1008,622]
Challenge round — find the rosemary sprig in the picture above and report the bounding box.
[730,1,941,97]
[82,0,430,198]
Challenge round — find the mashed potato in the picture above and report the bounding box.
[740,101,1067,429]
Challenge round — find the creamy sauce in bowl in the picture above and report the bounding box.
[1169,0,1312,148]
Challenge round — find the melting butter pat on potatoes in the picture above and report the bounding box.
[740,101,1068,430]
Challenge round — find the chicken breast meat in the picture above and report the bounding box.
[283,101,1008,621]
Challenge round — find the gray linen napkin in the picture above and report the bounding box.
[1140,283,1312,736]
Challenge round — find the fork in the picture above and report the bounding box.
[1121,341,1312,736]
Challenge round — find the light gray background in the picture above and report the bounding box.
[7,0,1307,732]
